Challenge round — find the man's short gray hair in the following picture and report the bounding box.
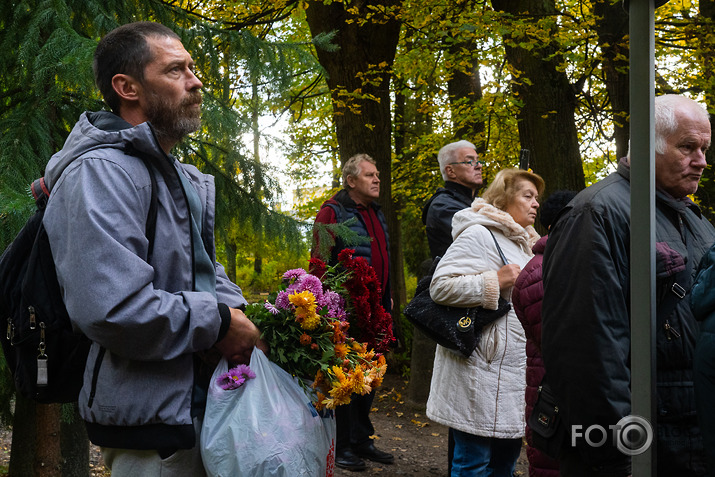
[342,153,375,190]
[437,140,477,181]
[654,94,710,154]
[627,94,710,160]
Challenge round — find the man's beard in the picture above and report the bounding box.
[145,89,202,144]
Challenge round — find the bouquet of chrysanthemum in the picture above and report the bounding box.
[309,249,395,354]
[246,262,388,410]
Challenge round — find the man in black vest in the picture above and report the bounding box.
[311,153,393,471]
[422,140,483,259]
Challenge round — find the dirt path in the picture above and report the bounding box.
[334,373,529,476]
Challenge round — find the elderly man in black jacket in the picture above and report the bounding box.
[422,140,483,259]
[420,140,483,474]
[542,94,715,476]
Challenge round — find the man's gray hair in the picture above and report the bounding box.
[437,140,477,181]
[655,94,710,154]
[342,153,375,190]
[627,94,710,160]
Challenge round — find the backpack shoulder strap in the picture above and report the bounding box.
[30,178,50,211]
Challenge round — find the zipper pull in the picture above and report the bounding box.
[29,305,36,330]
[36,322,48,387]
[664,320,681,340]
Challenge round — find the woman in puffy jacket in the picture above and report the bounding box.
[511,190,577,477]
[426,168,544,477]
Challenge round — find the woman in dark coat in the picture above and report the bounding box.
[512,190,577,477]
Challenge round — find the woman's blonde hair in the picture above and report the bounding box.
[481,169,545,211]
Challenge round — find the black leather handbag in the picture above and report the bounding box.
[403,227,512,358]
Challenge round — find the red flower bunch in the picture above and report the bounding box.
[336,249,394,353]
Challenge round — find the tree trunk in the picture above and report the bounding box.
[304,0,406,346]
[447,43,486,151]
[34,403,61,477]
[406,258,438,407]
[695,0,715,221]
[491,0,585,196]
[9,393,36,477]
[593,0,630,162]
[60,403,89,477]
[224,238,237,283]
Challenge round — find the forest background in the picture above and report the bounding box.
[1,0,715,475]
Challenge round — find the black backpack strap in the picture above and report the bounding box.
[30,178,49,211]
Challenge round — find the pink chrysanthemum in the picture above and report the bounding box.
[263,301,280,315]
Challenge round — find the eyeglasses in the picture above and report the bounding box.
[449,160,482,167]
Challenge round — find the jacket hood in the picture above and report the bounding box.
[452,198,540,249]
[44,111,167,190]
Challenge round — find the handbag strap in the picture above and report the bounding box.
[486,228,509,265]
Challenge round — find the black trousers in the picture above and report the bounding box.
[336,390,376,450]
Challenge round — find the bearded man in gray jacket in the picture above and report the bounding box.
[43,22,265,476]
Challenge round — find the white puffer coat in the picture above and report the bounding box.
[426,198,539,438]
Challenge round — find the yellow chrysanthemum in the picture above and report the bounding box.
[351,341,367,353]
[289,290,317,310]
[329,366,354,403]
[351,368,368,394]
[322,395,339,409]
[301,310,321,330]
[314,392,327,411]
[334,343,348,359]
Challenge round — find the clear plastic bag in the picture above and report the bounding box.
[201,348,336,476]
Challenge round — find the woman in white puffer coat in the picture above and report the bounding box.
[426,169,543,477]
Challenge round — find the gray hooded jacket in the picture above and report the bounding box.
[43,111,246,450]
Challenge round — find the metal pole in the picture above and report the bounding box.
[629,0,657,475]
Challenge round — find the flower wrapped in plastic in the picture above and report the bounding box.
[246,256,392,410]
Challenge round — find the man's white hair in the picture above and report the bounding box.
[627,94,710,161]
[437,140,477,181]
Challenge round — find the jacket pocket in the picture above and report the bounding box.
[477,321,500,363]
[87,346,106,408]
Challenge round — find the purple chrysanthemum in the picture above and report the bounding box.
[217,364,256,390]
[321,290,346,319]
[275,291,291,310]
[282,268,307,281]
[295,274,323,301]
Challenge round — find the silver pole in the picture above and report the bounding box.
[629,0,657,475]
